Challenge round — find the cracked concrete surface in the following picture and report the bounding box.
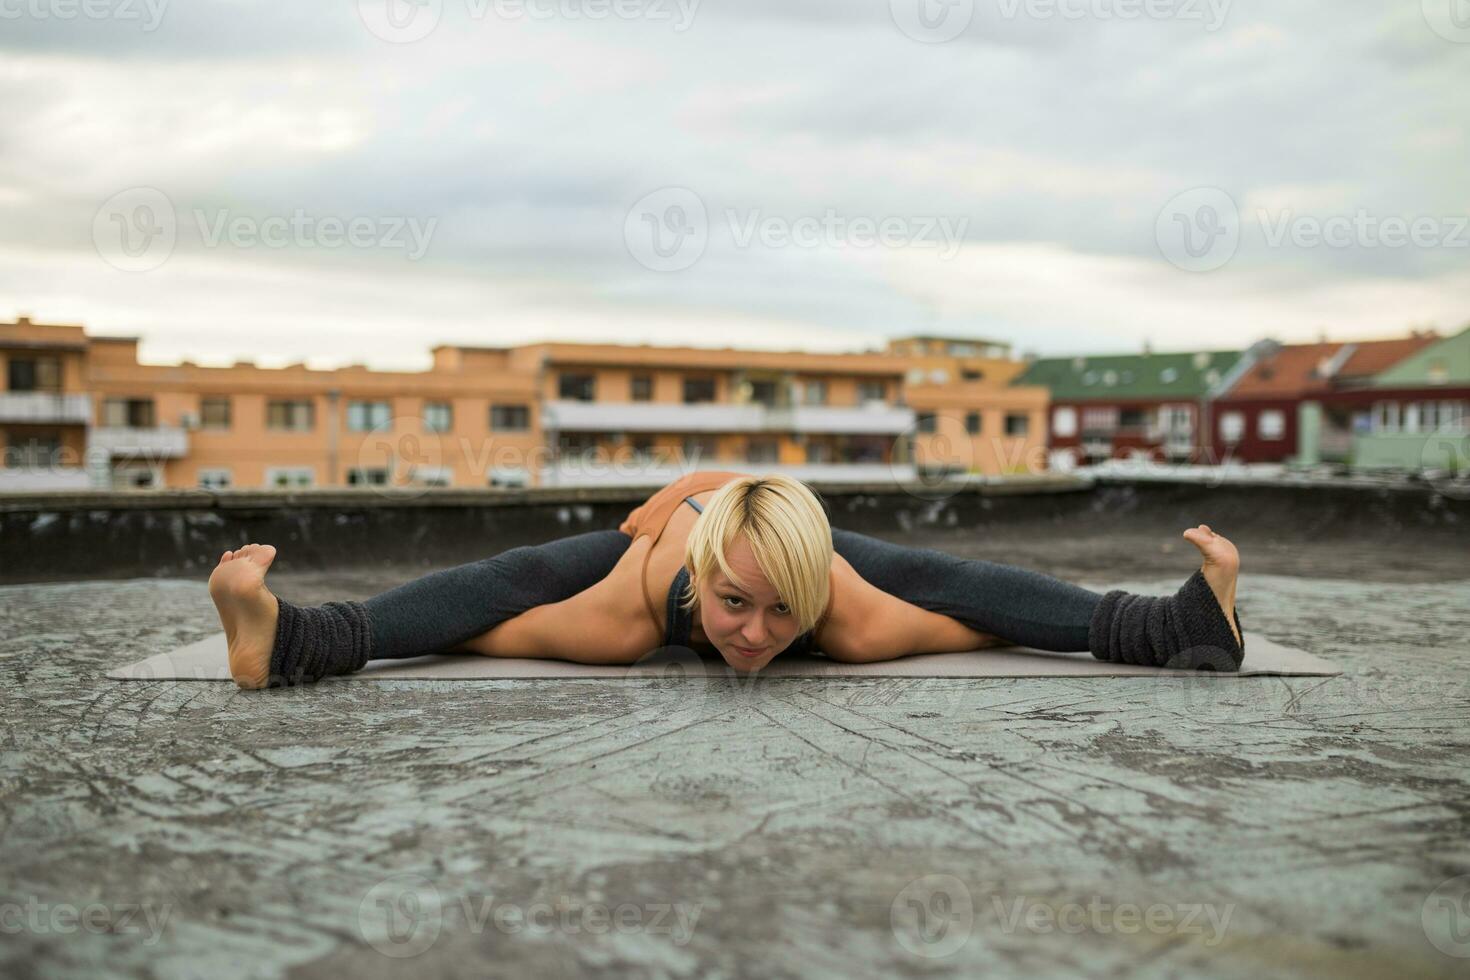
[2,512,1469,979]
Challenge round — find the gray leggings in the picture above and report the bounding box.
[361,527,1102,659]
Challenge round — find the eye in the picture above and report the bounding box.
[721,594,791,615]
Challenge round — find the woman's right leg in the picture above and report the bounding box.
[229,529,633,687]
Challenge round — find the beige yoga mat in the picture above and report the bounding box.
[108,631,1340,681]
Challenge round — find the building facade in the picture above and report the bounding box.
[1010,348,1243,466]
[0,319,1051,490]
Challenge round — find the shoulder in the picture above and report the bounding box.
[811,553,881,660]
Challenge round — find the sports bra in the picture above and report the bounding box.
[618,469,750,634]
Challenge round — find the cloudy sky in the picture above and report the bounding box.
[1,0,1466,369]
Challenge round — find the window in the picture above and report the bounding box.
[200,397,231,429]
[490,404,529,430]
[559,373,595,401]
[1081,407,1117,432]
[6,433,61,467]
[1159,405,1192,432]
[1220,411,1244,443]
[682,435,717,461]
[197,468,232,489]
[806,442,834,463]
[102,398,156,428]
[748,380,779,406]
[266,400,314,431]
[857,380,886,403]
[1428,360,1448,385]
[631,374,653,401]
[916,412,937,434]
[961,369,983,381]
[1160,367,1179,384]
[1052,407,1077,438]
[347,401,391,432]
[1405,401,1468,432]
[1258,410,1285,440]
[630,435,656,458]
[1373,401,1400,433]
[423,401,452,433]
[7,356,61,392]
[1118,408,1147,430]
[1005,413,1029,436]
[489,468,530,488]
[558,433,598,456]
[746,438,779,463]
[683,378,716,403]
[1082,371,1098,386]
[964,412,981,434]
[803,380,828,405]
[265,467,314,487]
[347,467,390,486]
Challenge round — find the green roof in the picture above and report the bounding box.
[1011,350,1243,401]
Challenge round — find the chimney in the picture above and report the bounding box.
[1142,338,1152,356]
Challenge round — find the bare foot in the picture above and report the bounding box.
[208,543,280,689]
[1181,524,1241,649]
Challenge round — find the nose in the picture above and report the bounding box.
[741,621,768,646]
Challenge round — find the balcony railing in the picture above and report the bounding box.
[0,466,92,491]
[543,400,915,435]
[89,426,190,458]
[0,392,91,424]
[541,461,917,487]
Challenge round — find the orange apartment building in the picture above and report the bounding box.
[0,317,1051,490]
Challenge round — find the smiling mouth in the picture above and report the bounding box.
[731,645,766,658]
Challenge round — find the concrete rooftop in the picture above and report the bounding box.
[2,480,1468,978]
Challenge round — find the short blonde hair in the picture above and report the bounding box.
[678,473,833,635]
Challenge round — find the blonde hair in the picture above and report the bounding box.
[677,473,833,635]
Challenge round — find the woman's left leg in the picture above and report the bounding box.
[830,527,1244,670]
[831,528,1099,653]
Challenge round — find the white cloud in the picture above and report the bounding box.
[0,0,1464,363]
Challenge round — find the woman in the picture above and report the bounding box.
[208,471,1244,689]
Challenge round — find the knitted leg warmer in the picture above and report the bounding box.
[1087,570,1245,672]
[267,597,374,688]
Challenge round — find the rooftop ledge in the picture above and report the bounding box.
[0,472,1092,514]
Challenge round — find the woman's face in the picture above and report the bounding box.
[696,533,804,673]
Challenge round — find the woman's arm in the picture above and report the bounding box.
[816,554,1010,663]
[450,546,662,665]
